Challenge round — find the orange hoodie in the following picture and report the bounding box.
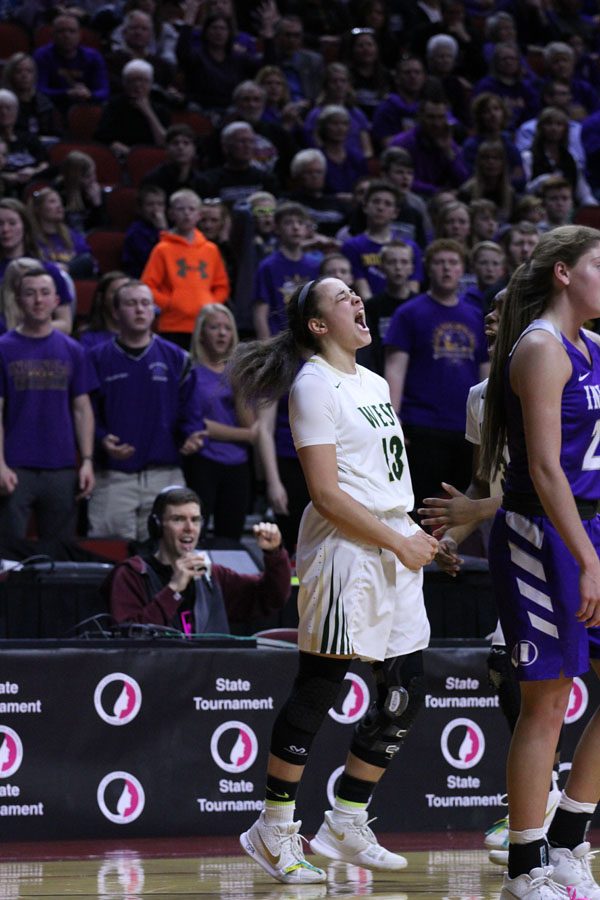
[141,229,230,333]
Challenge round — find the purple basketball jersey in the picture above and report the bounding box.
[505,320,600,500]
[489,320,600,680]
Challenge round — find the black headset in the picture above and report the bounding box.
[147,485,199,540]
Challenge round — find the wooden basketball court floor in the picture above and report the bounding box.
[3,831,599,899]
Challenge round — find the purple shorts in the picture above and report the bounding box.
[488,509,600,681]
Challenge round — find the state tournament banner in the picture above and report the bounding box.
[0,643,597,840]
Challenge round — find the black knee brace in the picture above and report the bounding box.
[487,644,521,733]
[270,652,351,765]
[350,650,426,768]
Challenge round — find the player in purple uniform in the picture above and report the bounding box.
[480,225,600,899]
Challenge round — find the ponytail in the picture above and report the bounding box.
[228,329,306,407]
[227,277,327,406]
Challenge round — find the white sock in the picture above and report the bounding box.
[263,802,296,825]
[558,790,597,815]
[508,827,546,845]
[329,797,368,825]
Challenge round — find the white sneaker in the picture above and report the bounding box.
[490,849,510,867]
[485,815,510,850]
[240,811,326,884]
[500,866,570,899]
[309,810,407,871]
[549,842,600,899]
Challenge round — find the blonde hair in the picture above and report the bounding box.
[28,188,73,254]
[190,304,239,365]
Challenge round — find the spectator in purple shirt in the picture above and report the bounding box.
[0,266,96,541]
[372,55,428,148]
[460,92,525,192]
[184,304,257,541]
[390,97,469,197]
[33,13,109,114]
[78,270,128,353]
[384,238,489,514]
[317,105,369,198]
[303,63,373,160]
[543,41,600,119]
[88,279,204,541]
[28,187,97,279]
[472,42,539,130]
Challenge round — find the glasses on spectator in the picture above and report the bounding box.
[202,198,223,205]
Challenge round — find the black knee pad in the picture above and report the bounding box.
[487,644,521,733]
[270,652,350,765]
[350,651,426,768]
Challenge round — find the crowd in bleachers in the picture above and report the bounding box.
[0,0,599,557]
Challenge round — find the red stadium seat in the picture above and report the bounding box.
[86,229,126,274]
[125,146,168,187]
[77,538,130,562]
[170,109,214,138]
[67,104,104,142]
[74,279,98,318]
[34,23,102,50]
[0,22,31,58]
[105,186,138,230]
[574,207,600,229]
[48,142,122,186]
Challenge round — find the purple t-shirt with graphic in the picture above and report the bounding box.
[254,250,320,335]
[90,335,193,472]
[384,292,487,431]
[341,231,423,295]
[0,329,96,468]
[189,364,248,466]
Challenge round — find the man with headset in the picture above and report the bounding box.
[106,486,292,634]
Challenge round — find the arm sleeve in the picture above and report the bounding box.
[465,383,483,445]
[70,341,99,397]
[217,548,292,621]
[109,563,181,625]
[289,372,336,449]
[88,53,110,103]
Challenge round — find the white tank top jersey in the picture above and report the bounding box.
[465,376,507,499]
[289,355,414,516]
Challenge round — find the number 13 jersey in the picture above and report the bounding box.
[289,355,414,516]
